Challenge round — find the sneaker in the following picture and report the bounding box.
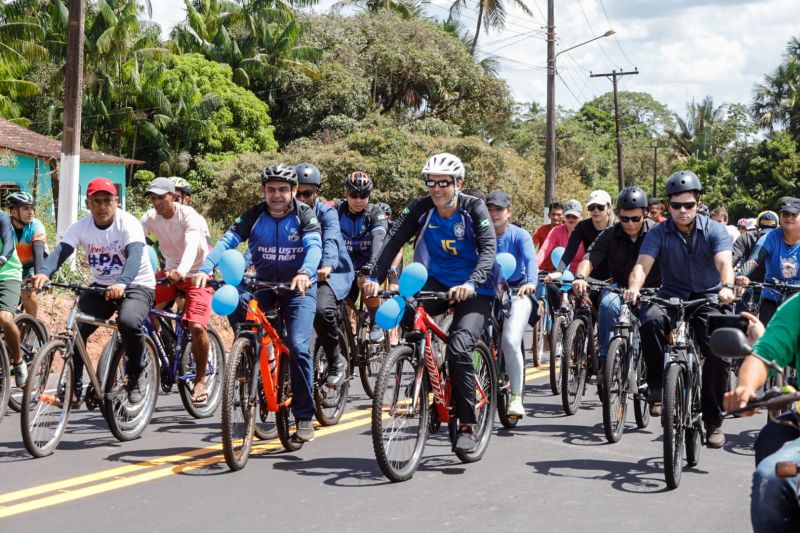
[295,419,315,442]
[649,401,662,417]
[455,427,476,453]
[11,362,28,388]
[71,380,83,409]
[369,324,385,343]
[325,356,347,388]
[508,394,524,417]
[706,426,725,449]
[126,374,145,404]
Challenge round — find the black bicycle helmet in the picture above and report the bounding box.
[616,187,648,210]
[664,170,702,197]
[261,163,298,186]
[376,202,392,219]
[295,163,321,187]
[7,191,34,207]
[344,171,373,194]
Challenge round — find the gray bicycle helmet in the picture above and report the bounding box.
[261,163,298,186]
[295,163,321,187]
[617,187,648,210]
[7,191,35,207]
[664,170,702,197]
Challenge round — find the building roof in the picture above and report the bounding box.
[0,119,143,165]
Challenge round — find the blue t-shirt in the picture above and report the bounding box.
[758,228,800,302]
[337,202,387,269]
[497,224,537,287]
[639,214,732,298]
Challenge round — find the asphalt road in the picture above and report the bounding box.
[0,353,761,533]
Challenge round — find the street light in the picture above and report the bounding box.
[544,28,615,212]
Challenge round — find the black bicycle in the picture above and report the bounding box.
[561,285,601,415]
[548,281,572,396]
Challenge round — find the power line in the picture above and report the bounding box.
[575,0,618,68]
[596,0,636,69]
[556,71,582,106]
[426,1,546,39]
[482,30,544,54]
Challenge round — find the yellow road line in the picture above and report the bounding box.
[0,406,370,508]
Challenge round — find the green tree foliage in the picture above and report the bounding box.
[448,0,534,55]
[752,36,800,142]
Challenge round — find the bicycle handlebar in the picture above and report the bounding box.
[45,282,107,295]
[724,387,800,417]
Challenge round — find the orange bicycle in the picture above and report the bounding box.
[220,278,301,471]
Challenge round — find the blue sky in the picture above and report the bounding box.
[149,0,800,115]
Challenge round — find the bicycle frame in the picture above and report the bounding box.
[144,308,219,385]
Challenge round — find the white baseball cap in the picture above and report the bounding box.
[587,190,612,207]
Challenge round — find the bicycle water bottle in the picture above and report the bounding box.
[262,340,277,374]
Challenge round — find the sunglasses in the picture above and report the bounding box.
[348,191,370,199]
[296,189,316,199]
[588,204,606,212]
[669,201,697,211]
[620,215,643,223]
[425,179,454,188]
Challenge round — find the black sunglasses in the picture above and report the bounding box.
[588,204,606,212]
[669,201,697,211]
[296,189,316,199]
[620,215,643,223]
[348,191,370,199]
[425,179,454,188]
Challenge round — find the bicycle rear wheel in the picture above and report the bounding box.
[633,354,650,428]
[221,337,257,470]
[103,336,159,441]
[313,339,349,426]
[663,363,685,489]
[21,340,73,457]
[496,347,524,429]
[9,314,48,412]
[602,338,628,443]
[0,342,9,424]
[359,338,387,399]
[371,345,429,482]
[549,315,564,395]
[276,353,303,452]
[561,318,588,415]
[178,327,226,419]
[456,341,497,463]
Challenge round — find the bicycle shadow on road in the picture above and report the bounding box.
[514,421,609,446]
[527,456,702,494]
[271,456,391,486]
[723,428,757,457]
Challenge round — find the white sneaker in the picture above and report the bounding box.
[508,395,524,417]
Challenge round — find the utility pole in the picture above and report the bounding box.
[544,0,555,210]
[590,68,638,192]
[651,144,659,197]
[57,0,86,240]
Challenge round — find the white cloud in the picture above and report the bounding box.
[148,0,800,114]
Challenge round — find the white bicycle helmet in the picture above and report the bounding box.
[421,153,465,181]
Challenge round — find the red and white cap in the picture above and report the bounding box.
[86,177,117,196]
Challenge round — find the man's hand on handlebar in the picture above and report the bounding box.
[517,283,536,297]
[191,272,209,288]
[544,272,562,283]
[362,280,380,298]
[29,273,50,291]
[723,385,759,417]
[572,279,589,297]
[624,287,640,304]
[448,284,475,302]
[718,286,735,305]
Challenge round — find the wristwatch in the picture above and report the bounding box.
[574,274,586,281]
[296,268,310,277]
[722,282,735,290]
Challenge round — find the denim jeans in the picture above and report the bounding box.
[597,285,622,360]
[751,413,800,533]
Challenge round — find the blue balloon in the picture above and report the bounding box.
[560,270,574,292]
[399,263,428,298]
[146,245,159,273]
[219,249,246,286]
[550,246,565,268]
[212,284,240,316]
[496,252,517,280]
[375,296,404,330]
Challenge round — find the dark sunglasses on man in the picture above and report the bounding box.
[669,201,697,211]
[348,191,370,199]
[619,215,643,223]
[425,179,454,188]
[296,189,316,199]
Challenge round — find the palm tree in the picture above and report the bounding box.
[439,19,499,75]
[752,36,800,141]
[668,96,725,160]
[0,1,47,123]
[448,0,534,55]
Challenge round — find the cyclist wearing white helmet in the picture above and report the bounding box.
[7,191,47,317]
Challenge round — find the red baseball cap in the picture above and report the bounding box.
[86,178,117,196]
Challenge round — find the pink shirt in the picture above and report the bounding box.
[141,204,209,275]
[537,224,584,273]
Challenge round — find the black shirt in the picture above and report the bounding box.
[586,219,661,288]
[560,218,611,280]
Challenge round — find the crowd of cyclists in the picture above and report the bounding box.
[0,155,798,531]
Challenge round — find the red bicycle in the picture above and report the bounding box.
[370,290,497,482]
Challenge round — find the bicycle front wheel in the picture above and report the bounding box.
[21,340,73,457]
[103,336,159,441]
[496,349,521,429]
[663,363,686,489]
[178,327,226,419]
[633,354,650,429]
[221,337,257,471]
[9,314,48,412]
[602,338,628,443]
[276,353,303,452]
[549,315,564,395]
[456,340,497,463]
[561,318,588,415]
[371,345,429,482]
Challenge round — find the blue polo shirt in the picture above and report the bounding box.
[639,214,732,299]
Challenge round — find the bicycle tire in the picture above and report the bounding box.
[561,318,588,415]
[0,341,9,425]
[103,336,159,441]
[276,352,303,452]
[20,339,73,457]
[549,315,564,395]
[254,379,278,440]
[313,338,350,427]
[602,337,628,443]
[534,303,548,368]
[632,354,650,429]
[359,338,387,399]
[8,314,48,412]
[221,337,257,470]
[685,360,702,467]
[178,327,226,419]
[455,340,497,463]
[371,345,429,482]
[496,345,524,429]
[663,363,685,489]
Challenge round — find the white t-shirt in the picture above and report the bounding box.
[61,210,156,288]
[140,204,209,275]
[725,225,740,244]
